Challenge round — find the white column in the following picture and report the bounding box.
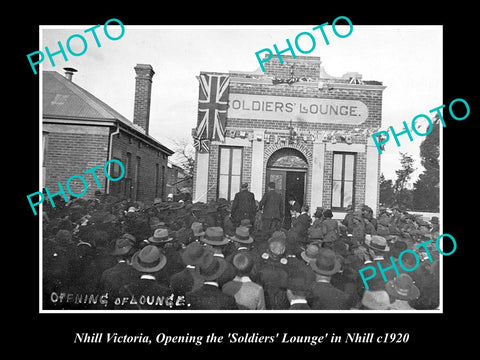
[365,137,380,217]
[250,129,265,201]
[311,140,325,210]
[193,152,210,203]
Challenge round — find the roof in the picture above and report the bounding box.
[42,71,174,155]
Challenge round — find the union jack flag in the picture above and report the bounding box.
[196,73,230,145]
[193,136,210,153]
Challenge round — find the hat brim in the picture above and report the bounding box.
[200,236,230,246]
[385,280,420,300]
[232,236,253,244]
[365,238,390,252]
[131,251,167,273]
[200,258,228,281]
[310,258,341,276]
[148,236,174,244]
[300,251,316,263]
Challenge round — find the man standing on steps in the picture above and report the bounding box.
[231,182,257,228]
[258,182,284,241]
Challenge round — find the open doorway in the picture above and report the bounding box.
[265,148,308,229]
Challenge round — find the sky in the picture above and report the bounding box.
[40,24,442,184]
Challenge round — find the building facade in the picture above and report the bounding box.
[193,55,385,218]
[42,64,173,204]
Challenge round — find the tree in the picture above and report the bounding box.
[391,152,415,210]
[379,173,395,207]
[170,137,195,177]
[412,114,440,211]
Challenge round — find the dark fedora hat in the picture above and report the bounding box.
[111,237,134,256]
[309,248,341,276]
[232,226,253,244]
[385,274,420,301]
[181,241,212,266]
[198,256,227,281]
[200,227,229,246]
[131,245,167,273]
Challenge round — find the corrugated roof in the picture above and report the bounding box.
[43,71,131,123]
[42,70,174,155]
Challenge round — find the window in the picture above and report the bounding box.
[331,152,356,210]
[218,147,243,201]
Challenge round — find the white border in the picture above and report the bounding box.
[38,25,443,314]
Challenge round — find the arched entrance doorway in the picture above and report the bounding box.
[266,148,308,229]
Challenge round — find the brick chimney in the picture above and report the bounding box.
[133,64,155,135]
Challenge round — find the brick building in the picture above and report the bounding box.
[193,55,385,218]
[42,64,174,204]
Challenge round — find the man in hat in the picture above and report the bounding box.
[385,273,420,310]
[186,256,238,310]
[258,182,284,241]
[118,245,173,310]
[321,209,339,246]
[98,236,137,306]
[170,242,213,296]
[222,252,266,310]
[362,235,396,291]
[287,196,302,229]
[199,227,232,258]
[291,205,311,245]
[231,182,257,228]
[308,248,350,310]
[342,204,355,234]
[256,231,290,309]
[286,265,314,310]
[312,207,325,229]
[145,228,184,286]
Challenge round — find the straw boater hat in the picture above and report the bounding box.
[385,274,420,301]
[232,226,253,244]
[131,245,167,273]
[309,248,341,276]
[365,235,390,252]
[197,256,228,281]
[301,243,321,263]
[148,228,173,244]
[181,241,213,267]
[200,227,230,246]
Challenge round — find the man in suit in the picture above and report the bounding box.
[308,248,350,310]
[117,245,175,310]
[291,205,311,244]
[222,252,266,310]
[169,241,212,296]
[231,183,257,228]
[259,182,284,241]
[186,256,238,310]
[98,236,137,307]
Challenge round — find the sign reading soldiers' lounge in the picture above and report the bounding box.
[192,55,386,220]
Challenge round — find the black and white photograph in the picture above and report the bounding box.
[38,24,443,313]
[16,7,476,354]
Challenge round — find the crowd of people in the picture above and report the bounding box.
[43,182,440,311]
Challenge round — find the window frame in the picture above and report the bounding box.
[217,146,243,201]
[331,152,356,211]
